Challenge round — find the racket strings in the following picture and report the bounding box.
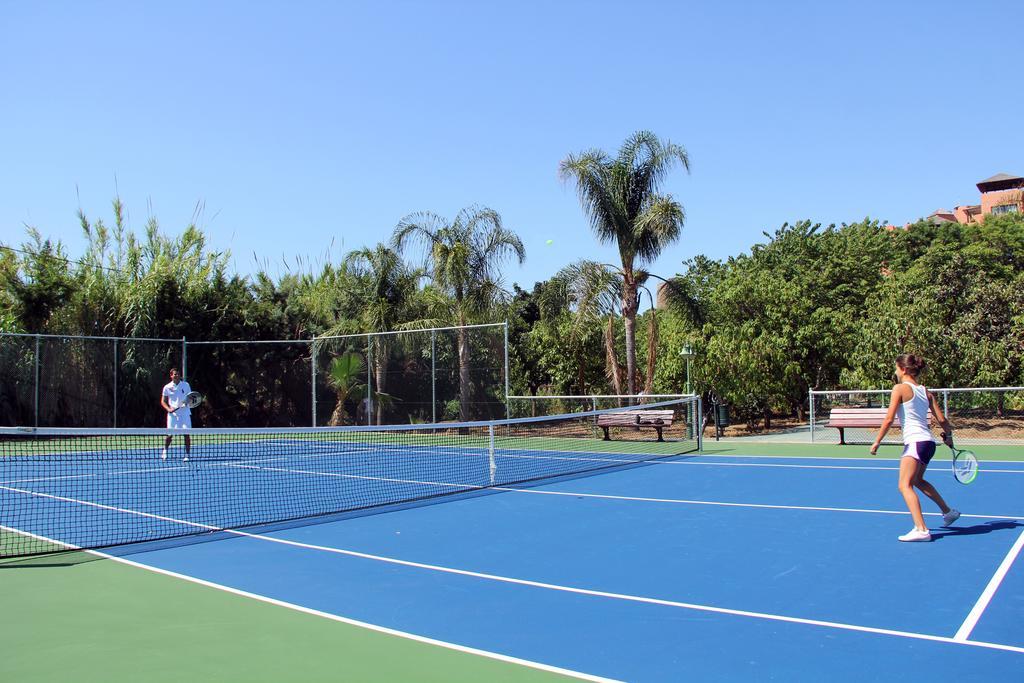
[953,450,978,484]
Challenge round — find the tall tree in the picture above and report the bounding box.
[342,244,421,424]
[392,206,525,421]
[559,130,690,395]
[550,260,625,395]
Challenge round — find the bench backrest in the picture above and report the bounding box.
[828,408,889,417]
[596,409,675,423]
[827,407,934,424]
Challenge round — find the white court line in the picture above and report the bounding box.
[163,461,1024,522]
[3,486,1023,656]
[493,487,1024,521]
[0,526,618,683]
[701,451,1024,464]
[222,462,485,492]
[14,456,1020,525]
[7,447,1023,489]
[954,527,1024,642]
[8,457,1024,526]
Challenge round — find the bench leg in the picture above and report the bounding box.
[655,426,664,442]
[602,426,611,441]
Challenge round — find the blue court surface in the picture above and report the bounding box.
[63,450,1023,682]
[5,446,1024,681]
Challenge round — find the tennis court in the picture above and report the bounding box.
[2,401,1023,681]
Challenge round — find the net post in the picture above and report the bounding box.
[34,334,40,428]
[311,336,317,427]
[113,338,118,428]
[809,389,815,443]
[504,321,510,420]
[488,424,496,485]
[431,329,437,424]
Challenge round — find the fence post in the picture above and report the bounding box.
[809,389,815,443]
[113,338,118,428]
[431,330,437,424]
[311,337,317,427]
[943,389,949,418]
[181,337,187,380]
[34,334,41,428]
[504,321,510,420]
[366,340,372,426]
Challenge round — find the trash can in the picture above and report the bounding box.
[713,403,729,440]
[715,404,730,427]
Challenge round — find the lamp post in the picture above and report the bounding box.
[680,344,694,395]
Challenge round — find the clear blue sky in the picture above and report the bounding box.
[2,1,1022,292]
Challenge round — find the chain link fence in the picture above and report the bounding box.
[1,323,508,428]
[0,333,183,428]
[507,394,699,441]
[810,387,1024,445]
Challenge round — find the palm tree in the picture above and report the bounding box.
[392,206,525,421]
[326,351,366,426]
[559,130,689,396]
[550,260,625,395]
[343,245,421,424]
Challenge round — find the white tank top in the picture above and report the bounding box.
[897,383,933,444]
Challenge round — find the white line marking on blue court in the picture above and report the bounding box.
[492,487,1024,521]
[4,488,1023,656]
[954,527,1024,642]
[0,526,619,683]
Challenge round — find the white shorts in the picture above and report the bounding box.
[167,411,192,430]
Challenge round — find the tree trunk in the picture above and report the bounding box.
[604,315,623,397]
[329,391,348,426]
[644,310,658,395]
[622,281,639,399]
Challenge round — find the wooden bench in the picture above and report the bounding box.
[596,410,675,442]
[827,407,933,445]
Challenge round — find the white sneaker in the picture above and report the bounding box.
[183,454,189,462]
[898,528,932,542]
[160,449,167,460]
[942,509,960,526]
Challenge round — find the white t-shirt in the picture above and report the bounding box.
[162,380,193,416]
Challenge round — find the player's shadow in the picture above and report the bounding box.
[930,520,1022,540]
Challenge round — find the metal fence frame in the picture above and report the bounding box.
[508,393,701,447]
[809,386,1024,443]
[2,323,509,428]
[311,322,509,425]
[1,332,183,428]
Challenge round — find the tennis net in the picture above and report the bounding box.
[0,397,700,557]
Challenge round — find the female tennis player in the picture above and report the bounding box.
[160,367,192,461]
[869,354,959,541]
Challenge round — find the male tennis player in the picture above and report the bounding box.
[869,354,959,542]
[160,367,192,461]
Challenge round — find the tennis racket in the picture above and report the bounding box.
[943,433,978,484]
[171,391,204,413]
